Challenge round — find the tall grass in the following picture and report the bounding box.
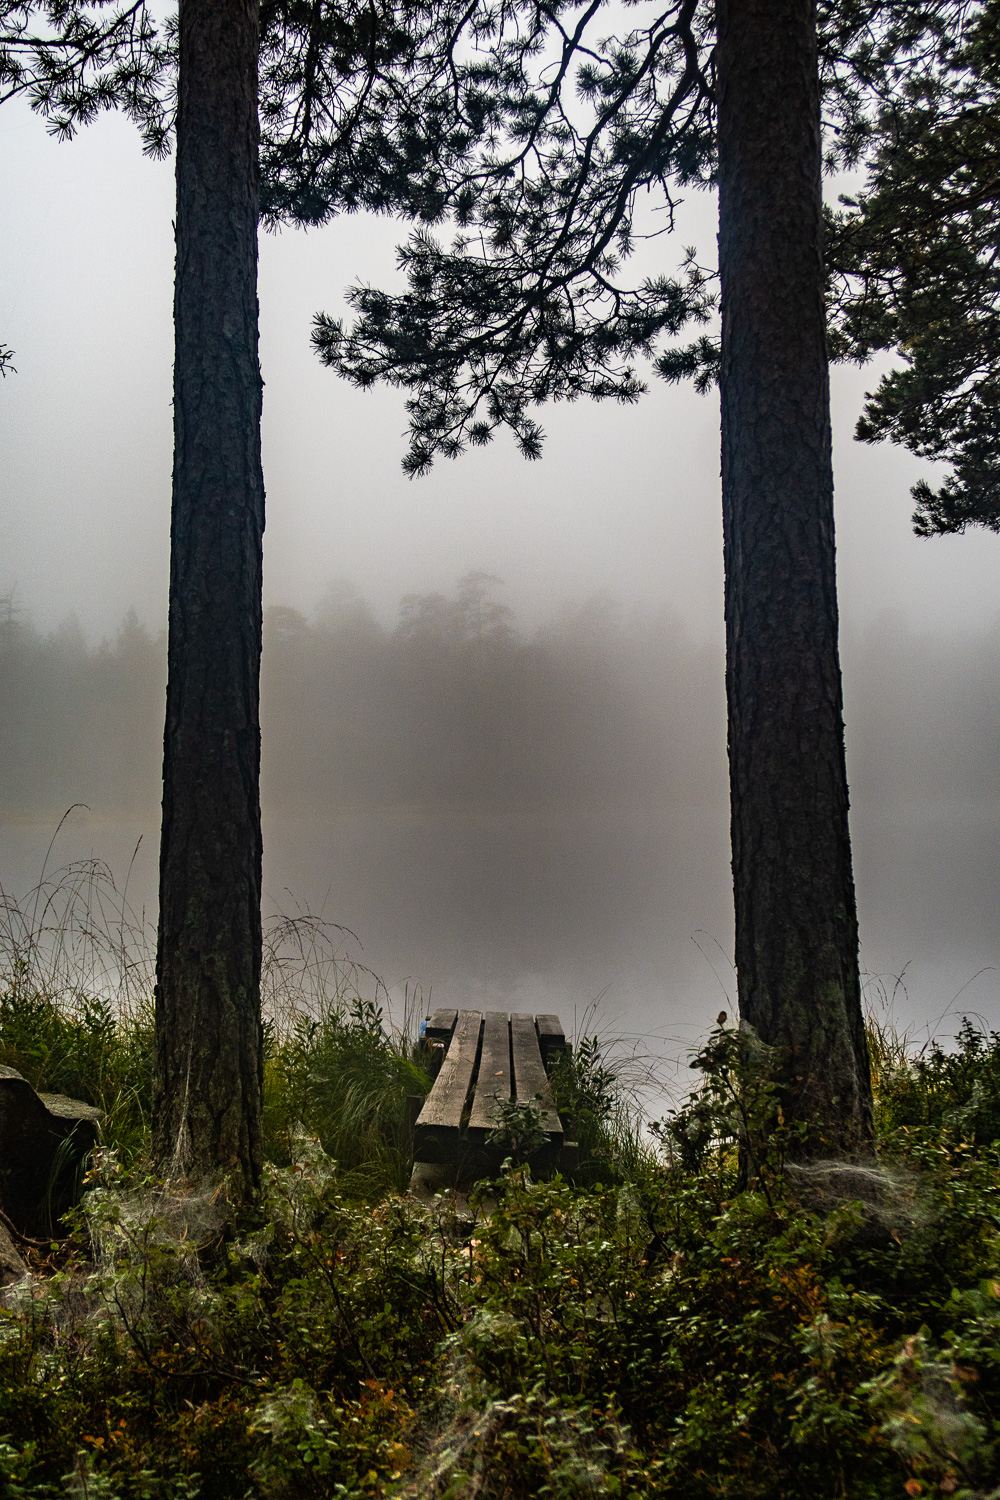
[863,964,1000,1145]
[264,997,431,1193]
[0,836,436,1194]
[0,824,155,1163]
[0,839,667,1202]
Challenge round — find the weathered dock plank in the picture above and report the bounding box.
[424,1009,458,1043]
[535,1014,566,1069]
[468,1011,511,1135]
[511,1012,563,1142]
[415,1009,481,1136]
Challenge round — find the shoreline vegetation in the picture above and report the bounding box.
[2,867,1000,1497]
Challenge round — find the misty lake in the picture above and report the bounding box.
[3,792,998,1096]
[1,584,998,1078]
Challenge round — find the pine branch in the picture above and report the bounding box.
[320,0,985,473]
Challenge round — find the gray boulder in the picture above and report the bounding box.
[0,1219,26,1286]
[0,1065,102,1238]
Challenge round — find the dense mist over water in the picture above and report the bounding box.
[1,576,998,1051]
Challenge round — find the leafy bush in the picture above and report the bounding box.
[263,997,431,1196]
[876,1018,1000,1148]
[0,988,155,1170]
[5,1100,997,1499]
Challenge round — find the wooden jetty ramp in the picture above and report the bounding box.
[411,1009,577,1186]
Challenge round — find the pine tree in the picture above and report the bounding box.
[1,0,491,1192]
[318,0,972,1147]
[153,0,265,1191]
[716,0,870,1143]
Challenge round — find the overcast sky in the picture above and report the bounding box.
[2,99,998,1059]
[3,101,998,641]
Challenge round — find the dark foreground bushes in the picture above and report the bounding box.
[3,977,1000,1496]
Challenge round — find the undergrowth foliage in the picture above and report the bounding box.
[4,869,1000,1495]
[0,859,434,1191]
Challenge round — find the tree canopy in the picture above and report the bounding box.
[1,0,485,219]
[316,0,980,473]
[6,0,991,510]
[828,0,1000,535]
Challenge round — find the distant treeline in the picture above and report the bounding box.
[1,576,997,817]
[0,575,725,816]
[0,602,165,813]
[260,574,725,814]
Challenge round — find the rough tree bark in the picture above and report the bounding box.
[715,0,873,1147]
[153,0,265,1193]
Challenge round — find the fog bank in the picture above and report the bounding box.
[0,577,997,1048]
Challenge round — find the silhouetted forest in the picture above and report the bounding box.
[0,600,165,812]
[0,576,723,816]
[0,576,997,820]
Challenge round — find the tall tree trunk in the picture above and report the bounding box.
[154,0,265,1194]
[715,0,872,1147]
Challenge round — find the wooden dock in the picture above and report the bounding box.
[412,1008,573,1181]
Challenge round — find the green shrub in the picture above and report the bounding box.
[0,989,154,1169]
[1,1030,1000,1497]
[263,996,432,1196]
[876,1018,1000,1148]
